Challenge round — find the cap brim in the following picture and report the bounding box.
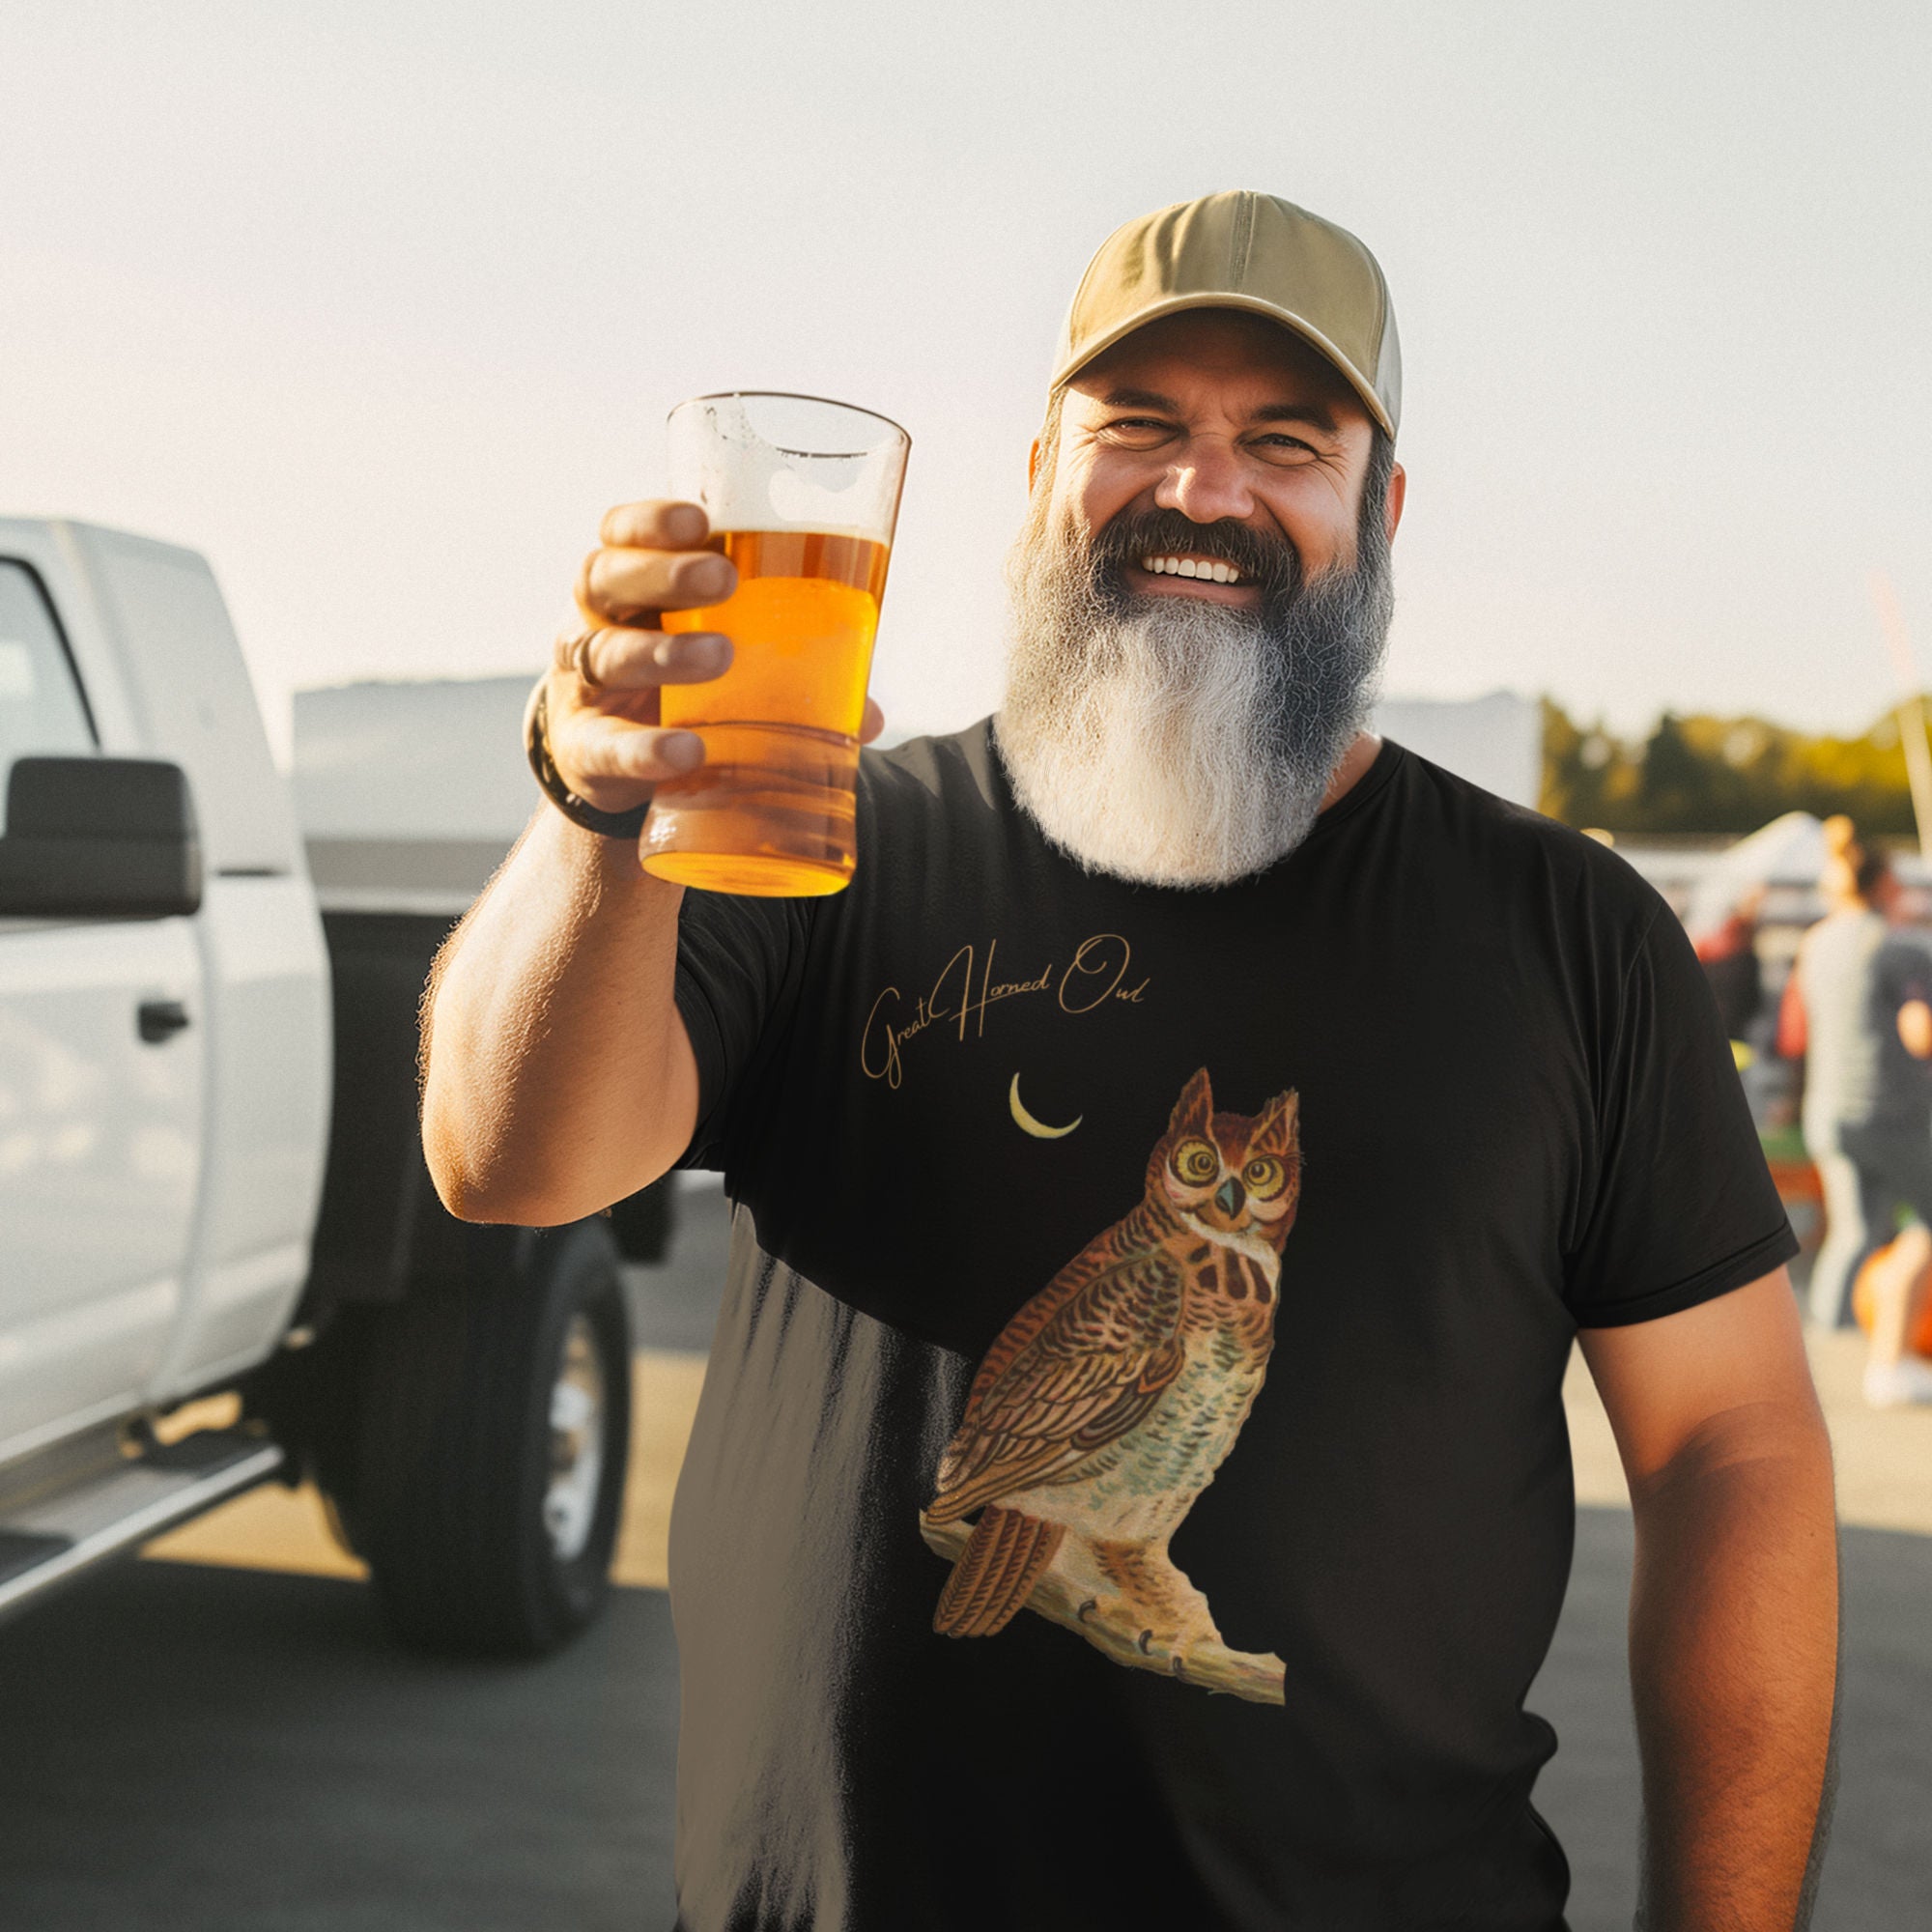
[1050,292,1394,439]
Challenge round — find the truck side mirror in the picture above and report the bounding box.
[0,755,203,920]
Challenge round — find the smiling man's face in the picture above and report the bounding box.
[1039,309,1403,607]
[996,308,1406,890]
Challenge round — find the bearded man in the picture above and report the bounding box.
[423,194,1837,1931]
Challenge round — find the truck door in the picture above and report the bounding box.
[0,561,206,1463]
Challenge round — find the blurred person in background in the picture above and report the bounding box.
[1694,882,1766,1050]
[1780,815,1932,1403]
[1850,1226,1932,1408]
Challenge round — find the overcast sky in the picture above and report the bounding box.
[4,0,1927,759]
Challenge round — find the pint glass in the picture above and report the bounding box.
[644,392,910,897]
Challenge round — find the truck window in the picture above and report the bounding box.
[0,563,96,822]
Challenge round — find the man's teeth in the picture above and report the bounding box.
[1140,555,1242,583]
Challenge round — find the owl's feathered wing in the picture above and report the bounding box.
[927,1230,1187,1527]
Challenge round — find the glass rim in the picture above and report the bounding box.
[668,389,911,457]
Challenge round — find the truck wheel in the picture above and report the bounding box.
[350,1219,632,1657]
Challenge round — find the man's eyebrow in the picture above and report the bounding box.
[1095,386,1340,434]
[1248,399,1339,433]
[1097,386,1183,412]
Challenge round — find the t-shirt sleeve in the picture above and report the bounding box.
[672,888,817,1173]
[1563,899,1799,1328]
[1876,935,1932,1010]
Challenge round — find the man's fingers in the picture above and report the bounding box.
[859,696,887,745]
[597,500,710,551]
[554,709,706,787]
[577,544,737,623]
[553,624,732,690]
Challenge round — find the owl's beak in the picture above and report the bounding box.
[1214,1178,1244,1217]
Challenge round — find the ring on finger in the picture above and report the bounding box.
[562,627,603,689]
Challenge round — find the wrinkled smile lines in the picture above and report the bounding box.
[1138,554,1243,584]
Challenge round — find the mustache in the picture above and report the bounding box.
[1087,508,1301,607]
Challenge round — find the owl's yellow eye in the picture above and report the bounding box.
[1243,1156,1286,1200]
[1172,1139,1219,1187]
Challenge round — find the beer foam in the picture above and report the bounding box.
[670,392,907,546]
[767,460,871,532]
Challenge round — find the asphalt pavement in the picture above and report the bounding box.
[0,1178,1923,1930]
[0,1560,680,1932]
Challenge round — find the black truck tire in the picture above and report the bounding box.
[346,1219,633,1657]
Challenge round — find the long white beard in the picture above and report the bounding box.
[996,512,1391,890]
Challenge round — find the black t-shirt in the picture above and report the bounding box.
[667,723,1795,1932]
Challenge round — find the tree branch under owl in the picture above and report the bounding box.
[919,1515,1287,1707]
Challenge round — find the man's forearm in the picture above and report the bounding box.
[1628,1406,1838,1930]
[421,804,694,1223]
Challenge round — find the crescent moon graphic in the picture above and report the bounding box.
[1009,1072,1082,1140]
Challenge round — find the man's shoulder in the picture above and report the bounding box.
[1807,907,1888,967]
[1384,739,1664,932]
[859,717,1007,816]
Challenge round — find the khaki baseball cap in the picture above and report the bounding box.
[1051,190,1402,440]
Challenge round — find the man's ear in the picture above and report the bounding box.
[1028,439,1042,493]
[1384,462,1406,544]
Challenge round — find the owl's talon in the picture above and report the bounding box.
[1137,1629,1154,1655]
[1171,1655,1188,1680]
[1076,1598,1097,1623]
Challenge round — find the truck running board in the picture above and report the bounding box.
[0,1431,284,1625]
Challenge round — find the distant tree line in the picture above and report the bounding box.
[1540,698,1924,837]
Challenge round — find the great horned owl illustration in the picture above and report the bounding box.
[922,1067,1300,1702]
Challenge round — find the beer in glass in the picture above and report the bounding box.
[645,392,909,897]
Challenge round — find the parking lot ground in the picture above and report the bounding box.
[3,1179,1925,1929]
[0,1560,682,1932]
[5,1513,1925,1931]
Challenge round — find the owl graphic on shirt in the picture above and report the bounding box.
[922,1066,1296,1704]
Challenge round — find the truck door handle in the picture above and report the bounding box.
[137,1000,192,1044]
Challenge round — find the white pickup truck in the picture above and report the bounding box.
[0,519,667,1654]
